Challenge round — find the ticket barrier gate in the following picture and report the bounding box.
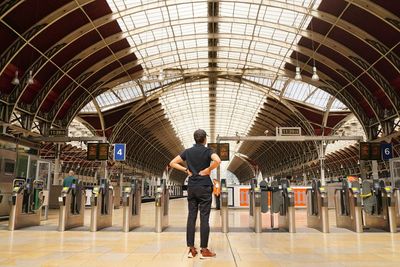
[248,179,262,233]
[270,179,296,233]
[58,180,85,231]
[155,180,169,233]
[122,180,142,232]
[334,180,363,232]
[220,187,229,233]
[9,178,44,231]
[90,180,114,232]
[306,179,329,233]
[362,180,397,233]
[395,180,400,226]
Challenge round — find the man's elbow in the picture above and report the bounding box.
[216,158,222,165]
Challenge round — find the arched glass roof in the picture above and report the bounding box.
[105,0,322,73]
[82,0,347,148]
[160,78,266,147]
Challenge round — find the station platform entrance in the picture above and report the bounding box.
[1,198,400,266]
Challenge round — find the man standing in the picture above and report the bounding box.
[63,170,77,187]
[170,129,221,259]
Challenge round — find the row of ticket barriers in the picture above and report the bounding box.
[5,176,400,233]
[7,177,170,232]
[220,177,400,233]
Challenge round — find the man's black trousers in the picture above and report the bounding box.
[186,186,212,248]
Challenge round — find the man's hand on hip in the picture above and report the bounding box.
[199,168,210,176]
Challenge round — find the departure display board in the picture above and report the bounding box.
[208,143,218,153]
[359,142,370,160]
[359,142,382,161]
[87,143,109,161]
[97,143,109,160]
[369,142,381,160]
[219,143,230,161]
[207,143,230,161]
[87,143,98,161]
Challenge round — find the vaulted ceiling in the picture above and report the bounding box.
[0,0,399,182]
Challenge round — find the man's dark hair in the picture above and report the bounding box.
[194,129,207,144]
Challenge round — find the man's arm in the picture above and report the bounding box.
[199,153,222,176]
[169,155,192,176]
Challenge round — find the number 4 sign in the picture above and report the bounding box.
[113,143,126,161]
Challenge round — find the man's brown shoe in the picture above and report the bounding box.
[200,248,216,259]
[187,247,198,258]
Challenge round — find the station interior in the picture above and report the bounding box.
[0,0,400,266]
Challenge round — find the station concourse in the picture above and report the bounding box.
[0,0,400,266]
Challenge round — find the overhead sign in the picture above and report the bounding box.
[381,143,393,161]
[87,143,109,161]
[207,143,230,161]
[359,142,370,160]
[87,143,98,161]
[359,142,386,161]
[49,128,67,136]
[97,143,109,160]
[276,127,302,136]
[369,142,381,160]
[113,143,126,161]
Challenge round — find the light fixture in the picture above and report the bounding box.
[311,66,319,81]
[27,70,34,85]
[158,69,164,82]
[142,73,148,82]
[295,66,302,80]
[310,20,319,81]
[11,70,19,85]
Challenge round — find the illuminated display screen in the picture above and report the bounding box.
[97,143,109,160]
[87,143,98,161]
[369,142,381,161]
[207,143,230,161]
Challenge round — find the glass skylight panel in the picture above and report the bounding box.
[272,29,291,42]
[220,2,234,17]
[306,89,329,108]
[131,11,148,28]
[233,2,251,19]
[331,98,347,110]
[176,3,194,19]
[263,6,281,23]
[149,8,164,24]
[272,79,286,91]
[81,101,97,113]
[284,81,311,101]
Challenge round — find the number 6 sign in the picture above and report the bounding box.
[381,143,393,160]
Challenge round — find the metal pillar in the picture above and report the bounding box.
[371,161,379,179]
[319,141,326,186]
[360,160,367,180]
[216,164,221,210]
[54,144,61,185]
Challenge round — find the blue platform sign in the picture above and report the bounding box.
[113,143,126,161]
[381,143,393,160]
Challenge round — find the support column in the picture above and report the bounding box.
[216,164,221,210]
[54,143,61,185]
[371,160,379,179]
[360,160,367,180]
[319,141,326,186]
[119,166,124,195]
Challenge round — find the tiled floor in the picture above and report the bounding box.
[0,198,400,266]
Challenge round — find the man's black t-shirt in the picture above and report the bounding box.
[180,144,213,187]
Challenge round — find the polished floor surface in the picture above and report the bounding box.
[0,198,400,266]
